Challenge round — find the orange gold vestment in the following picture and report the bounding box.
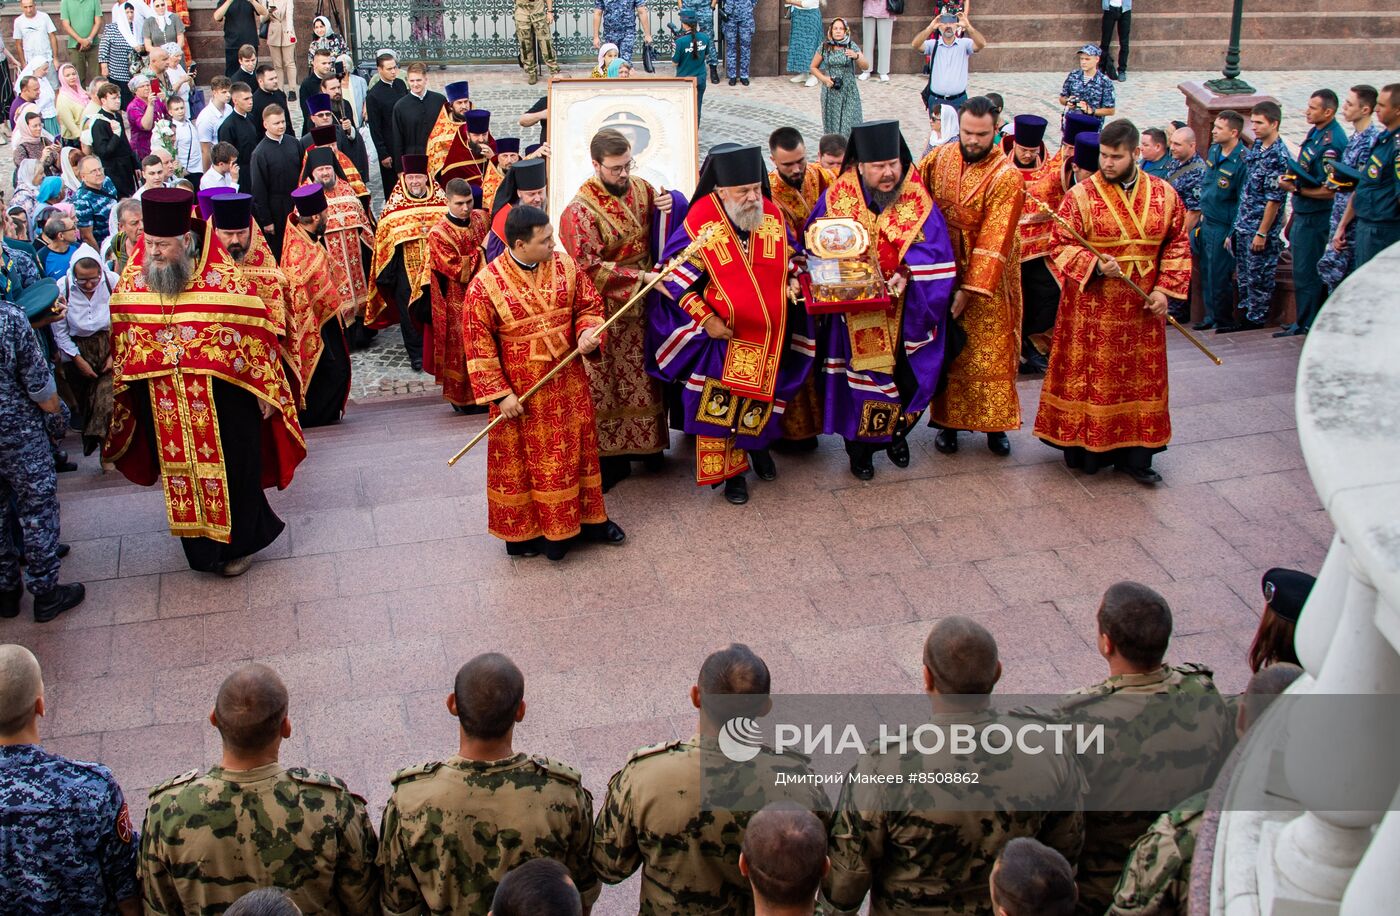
[1033,172,1191,452]
[367,178,449,327]
[464,251,609,542]
[427,211,488,406]
[310,178,375,323]
[559,176,668,457]
[769,164,830,439]
[922,142,1026,433]
[279,219,343,390]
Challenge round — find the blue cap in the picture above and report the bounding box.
[465,109,491,133]
[1011,115,1048,149]
[1074,132,1101,172]
[1077,43,1102,57]
[1062,110,1099,145]
[496,137,520,155]
[209,192,254,230]
[445,81,470,103]
[292,183,327,216]
[306,93,333,115]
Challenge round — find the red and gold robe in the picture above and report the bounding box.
[464,251,608,542]
[301,143,372,207]
[426,107,463,182]
[105,230,305,542]
[1015,147,1067,263]
[922,142,1026,433]
[440,131,497,189]
[769,165,830,439]
[367,179,449,327]
[558,176,668,457]
[426,210,488,406]
[312,178,375,324]
[279,219,343,397]
[481,162,505,211]
[1033,172,1191,452]
[231,225,316,404]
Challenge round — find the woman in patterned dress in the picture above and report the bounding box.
[811,18,865,136]
[785,0,823,87]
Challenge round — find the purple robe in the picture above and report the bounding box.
[804,182,957,443]
[649,200,817,451]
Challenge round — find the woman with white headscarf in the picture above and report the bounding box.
[100,1,151,107]
[10,159,43,224]
[142,0,188,59]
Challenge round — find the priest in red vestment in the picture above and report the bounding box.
[368,154,448,370]
[426,80,473,182]
[558,127,674,490]
[283,184,352,427]
[464,205,627,561]
[922,96,1026,457]
[427,177,489,413]
[440,110,498,190]
[1004,114,1066,375]
[486,158,547,263]
[105,188,305,578]
[301,146,375,333]
[1033,119,1192,485]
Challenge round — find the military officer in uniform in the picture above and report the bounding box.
[1059,581,1234,915]
[1107,663,1303,916]
[140,664,380,914]
[1275,89,1347,337]
[1194,110,1248,331]
[378,653,599,914]
[593,644,829,912]
[722,0,757,86]
[0,645,140,913]
[1336,82,1400,269]
[822,618,1087,914]
[515,0,561,86]
[0,294,85,623]
[1220,101,1288,333]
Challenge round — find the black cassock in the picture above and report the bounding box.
[375,245,428,367]
[127,380,284,572]
[388,90,447,166]
[216,110,259,194]
[366,79,407,190]
[250,134,303,258]
[301,318,352,428]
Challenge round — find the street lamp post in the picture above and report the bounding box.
[1206,0,1256,94]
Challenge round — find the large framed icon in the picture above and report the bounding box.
[546,77,700,233]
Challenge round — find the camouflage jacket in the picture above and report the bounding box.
[820,709,1087,916]
[593,734,831,915]
[1107,790,1207,915]
[139,762,380,915]
[377,752,598,915]
[1060,664,1232,915]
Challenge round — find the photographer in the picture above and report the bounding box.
[1058,43,1115,127]
[911,11,984,115]
[811,18,865,135]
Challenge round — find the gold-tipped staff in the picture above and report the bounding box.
[1028,196,1223,366]
[448,223,722,466]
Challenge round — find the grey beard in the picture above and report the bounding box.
[146,255,192,298]
[226,244,247,262]
[870,187,899,211]
[724,199,763,233]
[320,176,336,190]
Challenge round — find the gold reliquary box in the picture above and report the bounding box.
[802,218,891,314]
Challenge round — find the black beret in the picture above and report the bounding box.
[1262,567,1315,622]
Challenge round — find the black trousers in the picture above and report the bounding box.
[301,319,352,428]
[1100,8,1131,76]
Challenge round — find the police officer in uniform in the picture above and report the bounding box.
[593,644,829,912]
[1220,101,1288,333]
[722,0,757,86]
[378,653,599,913]
[1337,82,1400,269]
[1060,581,1234,914]
[1194,109,1247,330]
[1276,89,1347,337]
[0,645,140,912]
[0,291,85,623]
[140,664,380,914]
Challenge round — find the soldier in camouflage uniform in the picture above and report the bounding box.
[378,653,598,914]
[1107,663,1303,916]
[593,644,829,914]
[1060,582,1233,915]
[515,0,561,86]
[0,644,141,914]
[822,618,1086,915]
[990,837,1078,916]
[1220,101,1289,333]
[140,664,380,915]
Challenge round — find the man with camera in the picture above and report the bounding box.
[911,11,985,116]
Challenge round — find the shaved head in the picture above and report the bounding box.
[453,653,525,739]
[742,802,828,906]
[1168,126,1197,161]
[923,617,1000,695]
[214,664,289,753]
[0,645,42,736]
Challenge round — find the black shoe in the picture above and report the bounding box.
[0,587,20,619]
[506,538,542,557]
[934,428,959,454]
[600,456,631,493]
[724,475,749,504]
[409,357,423,371]
[1192,319,1217,331]
[1019,352,1048,375]
[728,77,737,86]
[582,520,627,544]
[56,543,70,559]
[987,432,1011,456]
[641,452,665,473]
[1216,318,1265,334]
[886,436,911,468]
[542,539,569,561]
[55,457,78,473]
[748,449,776,481]
[847,446,874,480]
[709,63,720,84]
[1117,465,1163,486]
[740,77,749,86]
[1273,326,1304,338]
[1114,71,1126,82]
[33,582,84,623]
